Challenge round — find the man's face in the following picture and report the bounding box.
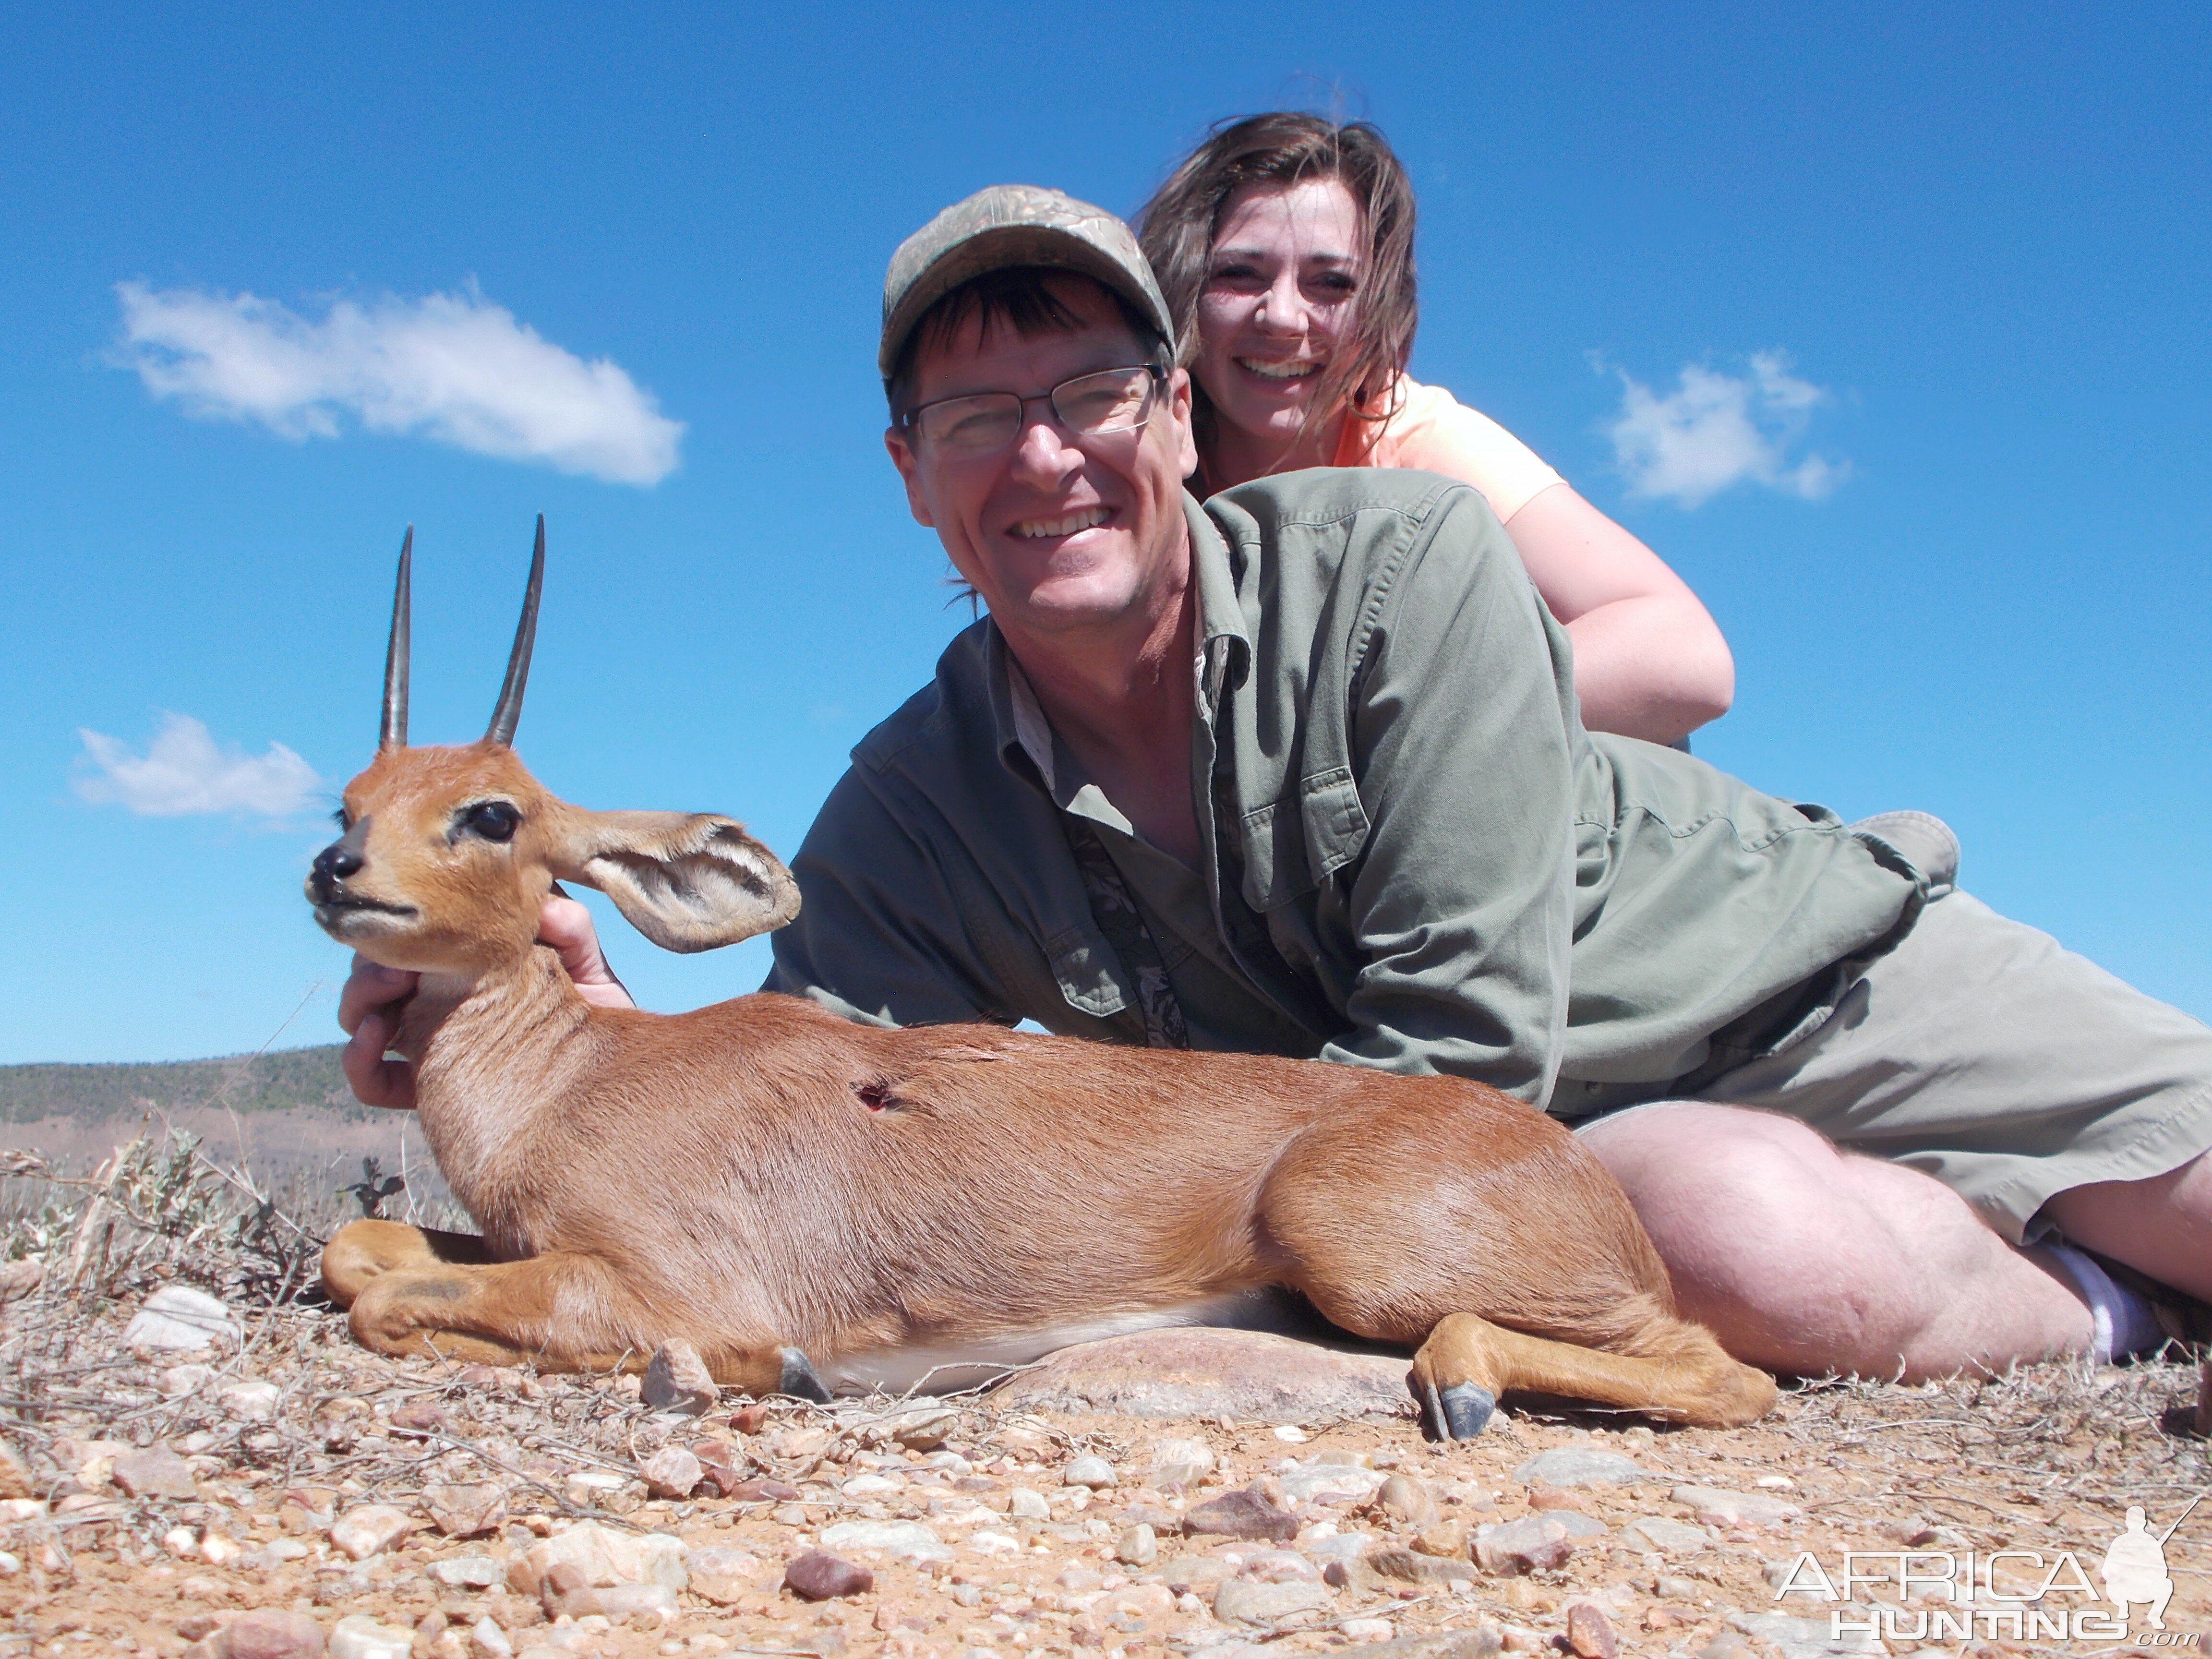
[885,276,1198,641]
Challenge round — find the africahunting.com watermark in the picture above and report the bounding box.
[1772,1495,2203,1645]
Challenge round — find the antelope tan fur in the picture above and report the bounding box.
[310,523,1777,1439]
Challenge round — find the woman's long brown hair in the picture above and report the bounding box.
[1136,113,1418,489]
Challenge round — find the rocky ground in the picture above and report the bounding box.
[2,1274,2207,1659]
[2,1134,2207,1659]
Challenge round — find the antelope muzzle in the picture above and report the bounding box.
[306,815,416,935]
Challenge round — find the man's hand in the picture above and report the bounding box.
[339,957,420,1110]
[337,895,636,1110]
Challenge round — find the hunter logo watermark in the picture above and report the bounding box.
[1771,1493,2203,1645]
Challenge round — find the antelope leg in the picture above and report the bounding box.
[1410,1310,1776,1437]
[344,1248,798,1394]
[321,1219,494,1308]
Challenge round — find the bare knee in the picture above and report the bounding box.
[1582,1105,1859,1276]
[1581,1104,2091,1378]
[1580,1105,1927,1372]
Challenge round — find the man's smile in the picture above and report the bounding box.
[1008,505,1114,540]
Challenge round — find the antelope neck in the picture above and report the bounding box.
[405,948,597,1226]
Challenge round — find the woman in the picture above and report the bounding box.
[1137,114,1733,746]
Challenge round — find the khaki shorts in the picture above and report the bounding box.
[1573,890,2212,1244]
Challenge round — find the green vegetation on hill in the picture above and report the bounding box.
[0,1045,359,1124]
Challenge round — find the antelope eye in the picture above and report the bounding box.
[460,801,521,842]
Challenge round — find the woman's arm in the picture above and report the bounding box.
[1503,482,1733,745]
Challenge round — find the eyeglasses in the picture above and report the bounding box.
[902,364,1167,459]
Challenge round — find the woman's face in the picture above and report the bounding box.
[1194,176,1365,453]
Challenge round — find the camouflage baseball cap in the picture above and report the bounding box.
[879,184,1175,381]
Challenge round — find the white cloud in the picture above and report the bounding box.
[1599,350,1848,509]
[111,281,684,485]
[74,713,323,819]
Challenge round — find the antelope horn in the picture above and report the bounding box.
[485,515,545,747]
[380,526,413,750]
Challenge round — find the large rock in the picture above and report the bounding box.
[540,1565,677,1621]
[427,1555,503,1589]
[1213,1578,1335,1626]
[0,1260,43,1304]
[1728,1609,1881,1659]
[1062,1455,1116,1488]
[424,1483,506,1539]
[326,1618,412,1659]
[329,1506,413,1562]
[1411,1521,1470,1559]
[817,1519,952,1563]
[1374,1473,1438,1528]
[1619,1515,1712,1555]
[1348,1634,1501,1659]
[1512,1449,1649,1489]
[1671,1485,1802,1528]
[518,1520,687,1592]
[1183,1485,1298,1542]
[1161,1557,1238,1597]
[1231,1548,1318,1583]
[784,1550,875,1599]
[641,1340,716,1415]
[1277,1460,1389,1505]
[122,1286,240,1351]
[640,1445,703,1500]
[685,1544,760,1606]
[111,1446,198,1500]
[1563,1601,1617,1659]
[991,1327,1409,1424]
[1144,1436,1215,1489]
[219,1381,281,1421]
[885,1405,957,1451]
[1473,1512,1608,1575]
[205,1611,325,1659]
[1361,1549,1475,1588]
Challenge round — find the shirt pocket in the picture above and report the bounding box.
[1237,766,1371,912]
[1046,924,1131,1020]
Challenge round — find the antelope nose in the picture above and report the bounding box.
[312,842,364,884]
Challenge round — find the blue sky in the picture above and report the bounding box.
[2,3,2206,1063]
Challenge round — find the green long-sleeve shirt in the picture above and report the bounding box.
[767,469,1924,1115]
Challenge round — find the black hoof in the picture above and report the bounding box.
[776,1345,833,1403]
[1440,1382,1495,1439]
[1416,1376,1496,1440]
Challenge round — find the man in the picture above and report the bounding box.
[344,186,2212,1380]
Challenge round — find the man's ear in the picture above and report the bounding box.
[1166,366,1198,481]
[546,809,800,952]
[884,427,936,527]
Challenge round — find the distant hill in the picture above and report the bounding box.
[0,1044,457,1218]
[0,1045,371,1125]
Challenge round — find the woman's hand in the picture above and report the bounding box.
[538,893,636,1010]
[337,895,637,1109]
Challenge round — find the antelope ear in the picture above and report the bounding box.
[548,810,800,951]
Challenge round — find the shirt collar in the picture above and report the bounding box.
[1003,648,1057,794]
[1183,489,1252,683]
[985,489,1252,786]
